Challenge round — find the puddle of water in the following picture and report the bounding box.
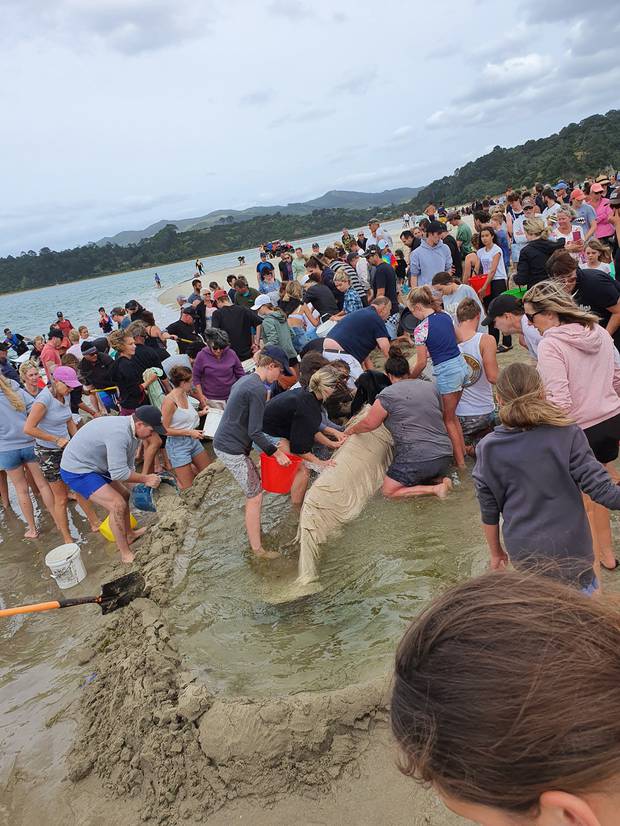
[170,471,489,696]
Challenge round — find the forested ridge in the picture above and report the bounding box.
[2,109,618,296]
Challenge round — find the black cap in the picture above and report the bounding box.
[427,220,444,234]
[48,328,63,340]
[346,251,359,264]
[364,244,381,258]
[80,340,98,355]
[56,311,64,318]
[482,294,523,326]
[180,303,196,316]
[261,344,293,375]
[134,405,166,435]
[0,342,9,351]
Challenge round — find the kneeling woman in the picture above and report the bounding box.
[161,366,211,489]
[345,346,453,499]
[408,286,468,467]
[262,366,342,504]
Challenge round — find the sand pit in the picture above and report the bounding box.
[67,465,400,823]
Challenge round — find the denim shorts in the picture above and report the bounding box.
[0,445,36,471]
[433,355,469,395]
[165,435,205,468]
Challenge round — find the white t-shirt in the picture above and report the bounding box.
[542,202,562,222]
[477,244,507,281]
[520,314,542,359]
[442,284,485,331]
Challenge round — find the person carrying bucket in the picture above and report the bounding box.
[212,346,292,560]
[59,406,164,564]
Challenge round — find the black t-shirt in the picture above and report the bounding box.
[262,387,322,455]
[574,268,620,350]
[114,355,146,410]
[371,262,399,315]
[305,283,339,319]
[442,234,462,279]
[166,320,201,355]
[78,352,115,390]
[133,342,165,372]
[211,305,261,361]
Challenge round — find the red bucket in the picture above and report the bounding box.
[468,274,491,298]
[260,452,302,494]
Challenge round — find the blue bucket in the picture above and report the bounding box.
[131,484,156,512]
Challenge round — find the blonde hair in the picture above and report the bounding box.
[523,281,599,328]
[333,271,351,285]
[0,373,26,412]
[33,335,44,348]
[407,285,434,309]
[496,363,572,429]
[308,366,342,400]
[585,238,612,263]
[284,280,303,301]
[19,359,39,383]
[556,205,576,220]
[68,328,80,343]
[108,330,131,352]
[523,216,550,240]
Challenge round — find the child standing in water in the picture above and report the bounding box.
[473,362,620,592]
[408,286,468,467]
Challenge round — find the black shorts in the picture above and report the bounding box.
[583,413,620,464]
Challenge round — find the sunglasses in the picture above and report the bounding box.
[525,310,543,322]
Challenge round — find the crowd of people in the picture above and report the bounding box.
[1,172,619,576]
[3,170,620,822]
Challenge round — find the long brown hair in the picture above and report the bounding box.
[496,362,572,429]
[391,569,620,813]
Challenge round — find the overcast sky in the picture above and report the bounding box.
[1,0,618,255]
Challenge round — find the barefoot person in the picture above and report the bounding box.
[345,346,453,499]
[212,346,293,559]
[59,406,164,563]
[24,366,100,541]
[161,366,211,490]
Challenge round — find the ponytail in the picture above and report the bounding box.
[496,363,571,429]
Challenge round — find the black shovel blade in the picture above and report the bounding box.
[99,572,146,615]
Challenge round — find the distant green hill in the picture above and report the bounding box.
[404,109,620,210]
[96,187,422,247]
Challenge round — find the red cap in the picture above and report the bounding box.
[570,188,585,200]
[213,289,228,301]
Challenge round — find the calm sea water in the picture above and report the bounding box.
[0,220,403,338]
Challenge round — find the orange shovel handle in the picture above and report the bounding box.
[0,601,61,617]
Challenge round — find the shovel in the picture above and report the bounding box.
[0,572,145,618]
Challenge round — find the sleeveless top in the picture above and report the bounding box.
[456,332,495,416]
[170,397,199,432]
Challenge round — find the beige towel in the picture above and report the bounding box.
[295,416,393,584]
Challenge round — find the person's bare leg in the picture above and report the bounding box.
[25,462,57,522]
[192,450,212,474]
[109,481,146,543]
[245,492,279,559]
[0,470,9,510]
[7,466,37,538]
[290,465,310,507]
[442,391,466,468]
[583,493,602,583]
[174,463,195,491]
[74,491,101,531]
[592,501,616,570]
[90,484,134,562]
[142,434,161,475]
[49,479,73,544]
[383,476,452,500]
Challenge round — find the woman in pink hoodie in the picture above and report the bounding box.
[524,281,620,575]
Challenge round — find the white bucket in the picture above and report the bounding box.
[45,543,87,590]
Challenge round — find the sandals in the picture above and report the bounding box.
[496,345,513,353]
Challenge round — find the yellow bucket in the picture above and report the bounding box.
[99,513,138,542]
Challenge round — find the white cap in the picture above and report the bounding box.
[251,294,275,311]
[378,239,388,250]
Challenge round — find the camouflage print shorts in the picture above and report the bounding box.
[34,445,63,483]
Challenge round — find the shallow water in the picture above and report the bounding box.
[169,469,489,697]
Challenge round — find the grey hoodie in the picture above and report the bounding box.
[473,422,620,587]
[409,239,453,286]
